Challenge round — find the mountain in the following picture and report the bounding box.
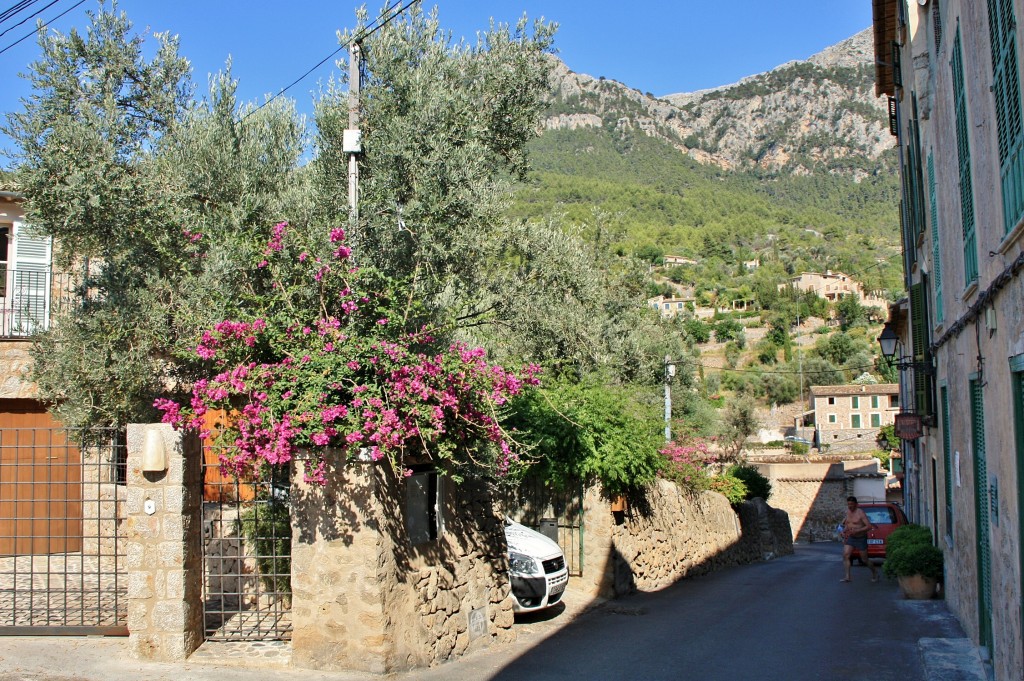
[513,29,903,296]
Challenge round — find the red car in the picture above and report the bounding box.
[858,501,909,561]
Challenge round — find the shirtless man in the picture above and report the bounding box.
[841,495,879,582]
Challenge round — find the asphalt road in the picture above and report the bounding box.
[0,543,987,681]
[407,543,985,681]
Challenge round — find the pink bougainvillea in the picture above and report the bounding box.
[156,223,539,483]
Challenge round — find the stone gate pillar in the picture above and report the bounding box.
[125,423,203,660]
[289,454,391,672]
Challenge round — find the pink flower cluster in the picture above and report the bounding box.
[155,221,540,484]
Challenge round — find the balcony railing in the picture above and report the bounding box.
[0,266,78,339]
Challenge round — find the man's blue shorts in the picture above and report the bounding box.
[845,535,868,551]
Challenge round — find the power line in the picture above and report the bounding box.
[0,0,85,56]
[241,0,419,122]
[0,1,41,25]
[0,0,60,39]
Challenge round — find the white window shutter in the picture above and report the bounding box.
[10,221,52,335]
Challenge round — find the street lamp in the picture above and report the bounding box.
[876,321,933,374]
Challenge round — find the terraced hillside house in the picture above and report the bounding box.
[810,383,900,453]
[872,1,1024,679]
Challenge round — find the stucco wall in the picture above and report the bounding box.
[577,480,792,599]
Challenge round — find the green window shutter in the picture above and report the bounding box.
[988,0,1024,233]
[910,283,934,417]
[970,378,994,652]
[953,29,979,285]
[941,386,953,538]
[910,99,927,239]
[872,395,880,409]
[928,153,944,323]
[871,413,881,428]
[851,414,862,429]
[852,396,860,409]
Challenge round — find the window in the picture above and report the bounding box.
[952,29,978,285]
[890,395,900,408]
[928,153,944,323]
[677,302,683,309]
[988,0,1024,233]
[871,395,880,409]
[828,397,836,405]
[941,385,953,539]
[852,396,860,409]
[871,413,881,428]
[405,468,443,545]
[828,414,837,424]
[851,414,862,429]
[910,283,934,417]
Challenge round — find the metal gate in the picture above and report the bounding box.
[0,425,126,635]
[201,436,291,641]
[502,478,584,577]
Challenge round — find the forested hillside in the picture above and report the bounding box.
[510,29,903,297]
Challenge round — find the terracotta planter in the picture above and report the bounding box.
[897,573,937,599]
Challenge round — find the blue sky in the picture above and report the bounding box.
[1,1,872,167]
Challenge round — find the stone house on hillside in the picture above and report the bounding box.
[781,270,889,312]
[873,1,1024,678]
[810,383,899,453]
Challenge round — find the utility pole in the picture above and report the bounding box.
[344,41,362,251]
[664,356,675,442]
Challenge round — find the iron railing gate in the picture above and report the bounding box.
[201,454,291,641]
[0,427,127,635]
[502,479,584,577]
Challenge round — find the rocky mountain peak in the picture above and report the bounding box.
[542,28,891,178]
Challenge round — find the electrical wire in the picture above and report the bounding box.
[0,0,60,39]
[0,0,85,56]
[0,0,40,25]
[240,0,419,122]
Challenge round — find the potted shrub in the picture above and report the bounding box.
[882,524,944,599]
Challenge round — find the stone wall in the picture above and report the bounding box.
[577,480,793,599]
[0,343,36,398]
[755,463,848,542]
[289,455,514,674]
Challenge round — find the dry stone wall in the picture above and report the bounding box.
[289,455,514,674]
[579,480,792,599]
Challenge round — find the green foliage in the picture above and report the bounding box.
[755,338,780,365]
[791,441,809,456]
[719,394,760,460]
[683,317,712,344]
[239,497,292,595]
[506,376,664,498]
[8,6,305,429]
[878,424,900,451]
[873,449,891,470]
[727,463,772,501]
[710,472,748,505]
[714,318,744,343]
[723,341,742,369]
[883,541,944,580]
[835,294,866,331]
[761,372,799,405]
[885,523,934,557]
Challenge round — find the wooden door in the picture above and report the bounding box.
[0,400,82,555]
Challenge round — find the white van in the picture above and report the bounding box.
[503,517,569,613]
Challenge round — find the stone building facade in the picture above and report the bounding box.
[873,2,1024,679]
[810,383,899,453]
